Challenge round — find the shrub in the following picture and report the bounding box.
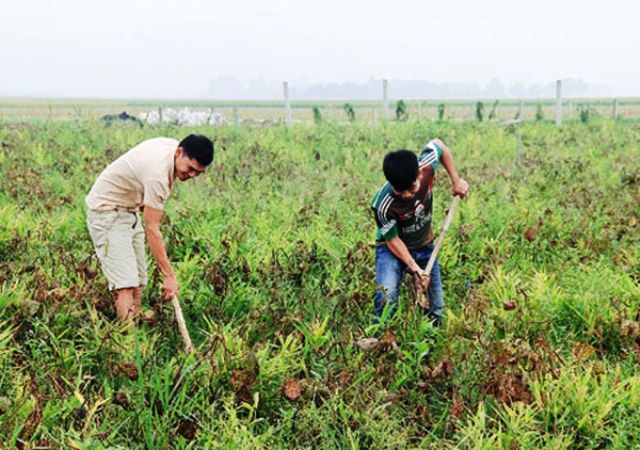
[488,100,499,120]
[476,101,484,122]
[535,103,545,121]
[395,100,408,122]
[312,107,322,125]
[343,103,356,122]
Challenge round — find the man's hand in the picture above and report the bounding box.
[451,177,469,198]
[162,274,179,300]
[414,268,431,292]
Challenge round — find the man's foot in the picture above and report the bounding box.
[114,287,137,322]
[427,314,443,328]
[140,309,156,324]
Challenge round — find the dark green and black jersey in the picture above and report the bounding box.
[371,140,443,249]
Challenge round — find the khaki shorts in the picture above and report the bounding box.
[86,209,147,290]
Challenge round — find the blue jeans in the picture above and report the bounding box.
[373,243,444,322]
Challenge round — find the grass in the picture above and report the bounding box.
[0,117,639,448]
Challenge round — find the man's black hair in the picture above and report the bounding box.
[179,134,214,166]
[383,150,419,191]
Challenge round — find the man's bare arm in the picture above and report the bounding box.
[434,139,469,197]
[144,207,178,299]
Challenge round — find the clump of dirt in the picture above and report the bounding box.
[206,263,229,297]
[113,391,130,409]
[115,362,139,381]
[230,354,259,405]
[282,378,302,401]
[480,339,560,405]
[176,418,199,441]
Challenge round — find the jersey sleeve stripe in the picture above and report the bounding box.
[378,195,393,225]
[376,194,389,224]
[419,153,437,167]
[380,219,397,235]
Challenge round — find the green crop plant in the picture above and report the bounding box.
[476,101,485,122]
[488,99,499,120]
[395,100,408,121]
[342,103,355,122]
[579,104,598,124]
[0,116,638,447]
[535,102,545,121]
[312,106,323,125]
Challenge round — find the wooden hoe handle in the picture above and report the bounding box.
[417,195,461,309]
[171,294,194,354]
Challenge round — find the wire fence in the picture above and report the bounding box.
[1,97,639,125]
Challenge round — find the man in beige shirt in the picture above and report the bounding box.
[86,134,214,322]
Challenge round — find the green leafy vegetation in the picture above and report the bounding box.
[476,102,485,122]
[395,100,408,122]
[438,103,446,121]
[0,118,639,448]
[342,104,356,122]
[579,105,598,124]
[312,107,323,125]
[488,100,500,120]
[536,103,545,122]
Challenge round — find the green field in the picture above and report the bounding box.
[1,117,639,448]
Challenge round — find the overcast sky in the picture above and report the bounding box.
[1,0,638,98]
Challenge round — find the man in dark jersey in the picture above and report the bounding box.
[371,139,468,325]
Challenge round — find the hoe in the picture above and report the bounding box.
[171,294,194,354]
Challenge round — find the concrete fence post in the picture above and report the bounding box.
[382,79,389,120]
[233,107,240,126]
[555,79,562,126]
[283,81,292,125]
[517,101,524,119]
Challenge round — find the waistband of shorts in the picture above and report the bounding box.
[87,207,140,214]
